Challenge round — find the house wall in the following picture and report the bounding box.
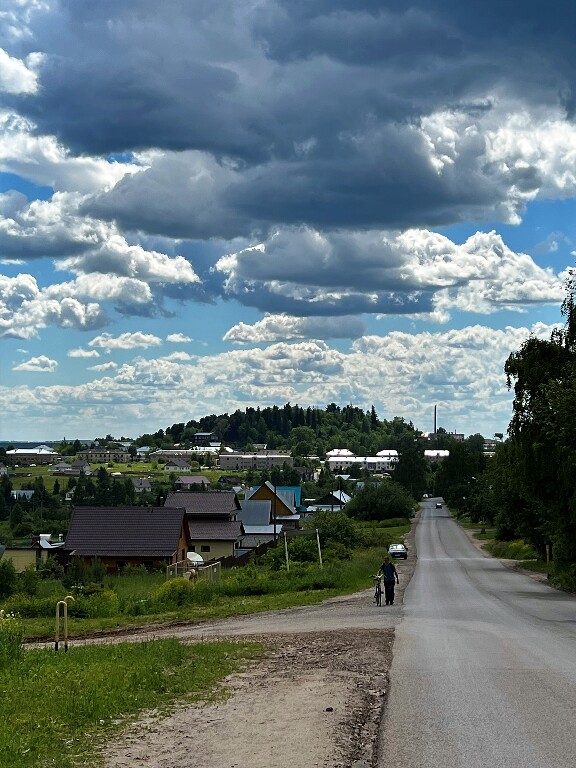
[0,548,49,572]
[247,485,295,516]
[188,540,235,560]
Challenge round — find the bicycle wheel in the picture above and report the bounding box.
[375,582,382,607]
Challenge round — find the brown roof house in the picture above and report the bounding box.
[164,492,243,560]
[64,506,191,572]
[174,475,210,491]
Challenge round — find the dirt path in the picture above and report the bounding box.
[102,629,394,768]
[44,523,416,767]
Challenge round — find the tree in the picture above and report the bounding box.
[345,480,413,522]
[307,510,357,547]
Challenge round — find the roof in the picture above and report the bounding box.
[64,506,189,557]
[175,475,210,485]
[188,519,243,541]
[238,499,272,526]
[164,491,241,517]
[164,458,190,467]
[242,524,277,535]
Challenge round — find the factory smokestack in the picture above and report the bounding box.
[434,404,437,434]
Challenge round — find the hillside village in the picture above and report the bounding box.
[0,403,496,577]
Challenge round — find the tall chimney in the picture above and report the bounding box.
[434,404,437,434]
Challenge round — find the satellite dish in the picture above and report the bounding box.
[187,552,204,564]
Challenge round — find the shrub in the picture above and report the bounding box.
[152,577,197,608]
[0,559,17,599]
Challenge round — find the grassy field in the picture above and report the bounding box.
[0,637,261,768]
[3,544,398,641]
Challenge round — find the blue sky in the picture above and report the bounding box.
[1,0,574,441]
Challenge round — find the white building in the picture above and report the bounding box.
[325,448,399,473]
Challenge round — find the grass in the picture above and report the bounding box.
[4,547,390,641]
[0,638,261,768]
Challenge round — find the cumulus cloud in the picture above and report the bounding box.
[0,273,109,339]
[0,322,557,439]
[216,227,563,319]
[224,314,366,343]
[87,361,118,371]
[166,333,192,343]
[87,332,163,352]
[67,348,100,358]
[13,355,57,372]
[0,49,38,94]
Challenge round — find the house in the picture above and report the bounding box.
[11,489,35,501]
[53,460,91,476]
[64,506,191,572]
[164,491,241,519]
[175,475,210,490]
[219,450,293,471]
[77,448,130,464]
[6,445,61,466]
[306,489,351,512]
[325,449,399,473]
[132,478,152,493]
[191,432,217,446]
[187,519,244,560]
[164,491,243,561]
[244,482,301,528]
[163,458,190,472]
[0,463,8,476]
[0,533,65,573]
[236,499,280,553]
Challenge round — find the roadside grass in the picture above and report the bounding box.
[4,546,392,641]
[0,638,261,768]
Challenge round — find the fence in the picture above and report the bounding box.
[166,559,221,583]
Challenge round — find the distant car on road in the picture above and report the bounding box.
[435,502,443,509]
[388,544,408,559]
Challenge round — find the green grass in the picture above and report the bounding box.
[8,548,388,641]
[0,638,261,768]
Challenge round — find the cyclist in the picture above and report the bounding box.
[378,556,399,605]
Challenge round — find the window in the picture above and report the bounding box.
[190,545,196,552]
[201,545,211,553]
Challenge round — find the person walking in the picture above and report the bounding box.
[378,556,399,605]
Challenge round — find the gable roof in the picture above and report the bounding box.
[245,482,297,516]
[164,491,241,517]
[64,506,190,557]
[188,519,243,541]
[238,499,272,526]
[164,458,190,468]
[175,475,210,485]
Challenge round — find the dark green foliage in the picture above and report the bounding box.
[0,560,17,599]
[345,480,413,521]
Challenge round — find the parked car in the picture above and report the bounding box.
[388,544,408,559]
[435,502,442,509]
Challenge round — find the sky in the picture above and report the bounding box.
[1,0,575,442]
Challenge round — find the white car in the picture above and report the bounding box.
[388,544,408,560]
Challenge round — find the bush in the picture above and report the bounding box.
[0,559,17,599]
[152,577,200,608]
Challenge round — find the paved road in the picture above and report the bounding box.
[378,499,576,768]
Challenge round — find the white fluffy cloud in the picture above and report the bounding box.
[67,348,100,358]
[88,332,163,352]
[13,354,57,372]
[0,49,38,94]
[166,333,192,343]
[216,227,563,320]
[224,314,366,343]
[0,322,556,439]
[0,273,108,338]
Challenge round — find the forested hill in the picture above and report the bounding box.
[135,403,436,457]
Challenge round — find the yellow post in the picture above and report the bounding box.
[55,595,75,652]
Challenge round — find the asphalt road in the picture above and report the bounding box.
[378,499,576,768]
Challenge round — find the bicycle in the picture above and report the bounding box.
[373,574,382,607]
